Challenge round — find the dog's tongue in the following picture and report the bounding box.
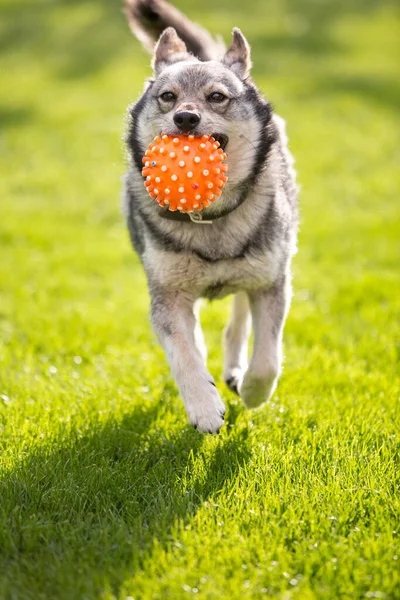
[141,134,228,213]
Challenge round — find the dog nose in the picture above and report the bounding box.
[173,111,201,131]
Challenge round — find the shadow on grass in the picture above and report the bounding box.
[0,400,250,598]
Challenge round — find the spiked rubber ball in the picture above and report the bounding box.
[141,134,228,213]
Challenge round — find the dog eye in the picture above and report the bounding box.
[207,92,227,103]
[160,92,176,102]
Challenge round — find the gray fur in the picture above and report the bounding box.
[123,0,298,433]
[152,27,192,75]
[222,28,252,79]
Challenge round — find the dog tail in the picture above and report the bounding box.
[124,0,225,61]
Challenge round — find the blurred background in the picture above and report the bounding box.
[1,1,399,598]
[1,0,399,374]
[1,0,399,393]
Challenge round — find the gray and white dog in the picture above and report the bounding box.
[123,0,298,433]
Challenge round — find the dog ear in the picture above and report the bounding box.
[152,27,191,75]
[222,28,252,79]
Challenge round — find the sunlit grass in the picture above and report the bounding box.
[0,0,399,598]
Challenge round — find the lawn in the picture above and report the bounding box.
[0,0,399,598]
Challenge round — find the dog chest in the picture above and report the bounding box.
[144,245,282,298]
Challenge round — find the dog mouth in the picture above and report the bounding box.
[160,131,229,150]
[211,133,229,150]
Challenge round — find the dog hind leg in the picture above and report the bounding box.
[223,292,252,395]
[151,291,225,433]
[240,279,291,408]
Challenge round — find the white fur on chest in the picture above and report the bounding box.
[144,242,281,297]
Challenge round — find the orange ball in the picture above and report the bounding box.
[141,134,228,213]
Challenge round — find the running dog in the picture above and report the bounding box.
[123,0,298,433]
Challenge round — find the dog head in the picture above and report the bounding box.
[129,27,274,189]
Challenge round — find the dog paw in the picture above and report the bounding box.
[186,385,226,434]
[240,371,278,409]
[224,367,244,396]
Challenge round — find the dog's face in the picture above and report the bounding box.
[148,60,246,151]
[131,28,272,188]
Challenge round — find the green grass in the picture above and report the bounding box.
[0,0,399,598]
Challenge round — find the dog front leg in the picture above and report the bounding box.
[240,279,291,408]
[151,291,225,433]
[193,299,207,364]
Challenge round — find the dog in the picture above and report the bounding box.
[123,0,298,433]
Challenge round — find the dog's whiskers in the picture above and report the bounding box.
[238,133,258,151]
